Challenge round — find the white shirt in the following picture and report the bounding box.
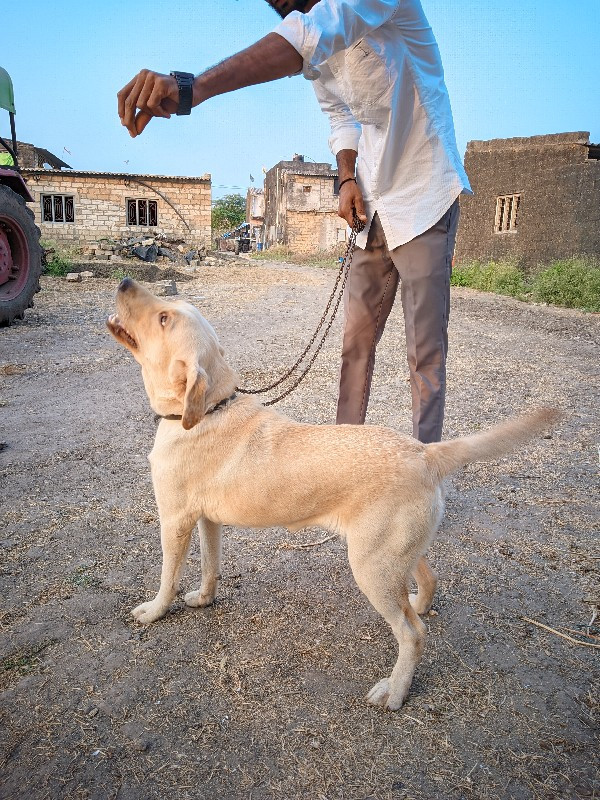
[273,0,472,249]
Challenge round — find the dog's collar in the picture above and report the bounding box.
[154,392,238,424]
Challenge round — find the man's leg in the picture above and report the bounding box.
[336,213,399,425]
[390,200,460,443]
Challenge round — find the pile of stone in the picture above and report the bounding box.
[83,234,208,268]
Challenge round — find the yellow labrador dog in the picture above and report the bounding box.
[107,277,559,711]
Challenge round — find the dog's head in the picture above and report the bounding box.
[107,278,238,429]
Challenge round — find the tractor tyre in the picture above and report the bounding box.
[0,185,43,327]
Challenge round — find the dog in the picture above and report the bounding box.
[107,277,559,710]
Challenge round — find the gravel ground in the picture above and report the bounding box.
[0,260,598,800]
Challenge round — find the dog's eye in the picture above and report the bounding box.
[160,313,169,327]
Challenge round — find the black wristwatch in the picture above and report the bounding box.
[170,71,195,116]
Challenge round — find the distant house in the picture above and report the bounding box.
[263,154,347,254]
[455,131,600,267]
[246,187,265,243]
[0,140,212,249]
[0,139,71,170]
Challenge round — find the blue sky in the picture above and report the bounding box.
[3,0,599,201]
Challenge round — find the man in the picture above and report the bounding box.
[118,0,471,443]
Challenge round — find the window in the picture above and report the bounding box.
[302,185,312,193]
[333,177,340,196]
[127,198,158,226]
[494,193,521,233]
[42,194,74,223]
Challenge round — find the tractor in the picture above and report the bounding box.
[0,67,43,326]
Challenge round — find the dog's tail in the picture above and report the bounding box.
[424,407,562,482]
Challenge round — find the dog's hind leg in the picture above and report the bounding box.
[347,536,426,711]
[409,556,437,615]
[185,518,222,609]
[132,520,194,624]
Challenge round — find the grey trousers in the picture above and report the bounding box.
[336,200,460,443]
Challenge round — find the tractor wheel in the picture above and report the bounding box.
[0,184,43,327]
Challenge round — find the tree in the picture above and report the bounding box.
[211,193,246,235]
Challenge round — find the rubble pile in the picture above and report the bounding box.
[82,234,212,268]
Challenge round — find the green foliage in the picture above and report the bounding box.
[451,256,600,312]
[531,257,600,312]
[111,267,126,280]
[451,260,528,299]
[41,239,74,276]
[211,193,246,235]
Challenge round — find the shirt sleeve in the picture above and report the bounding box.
[273,0,399,79]
[312,80,362,155]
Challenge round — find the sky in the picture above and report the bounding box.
[3,0,599,202]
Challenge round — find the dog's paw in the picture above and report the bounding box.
[366,678,407,711]
[131,600,167,624]
[409,592,431,615]
[184,589,215,608]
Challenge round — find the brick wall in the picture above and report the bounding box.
[454,132,600,268]
[21,170,211,249]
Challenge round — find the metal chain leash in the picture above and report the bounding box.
[237,213,365,406]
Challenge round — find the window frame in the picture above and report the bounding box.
[41,193,75,224]
[494,193,521,234]
[126,198,158,227]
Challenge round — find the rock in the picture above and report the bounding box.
[66,273,81,282]
[155,280,177,296]
[142,238,155,246]
[177,245,185,253]
[110,254,122,262]
[80,271,94,281]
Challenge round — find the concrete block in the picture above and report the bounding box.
[66,273,81,282]
[155,280,177,296]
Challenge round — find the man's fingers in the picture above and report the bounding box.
[120,73,148,136]
[354,189,367,221]
[117,76,137,121]
[134,110,154,137]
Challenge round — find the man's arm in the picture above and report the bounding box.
[336,149,366,227]
[118,33,302,138]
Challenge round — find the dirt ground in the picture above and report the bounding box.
[0,258,598,800]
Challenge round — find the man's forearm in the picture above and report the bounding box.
[336,149,358,182]
[193,33,303,105]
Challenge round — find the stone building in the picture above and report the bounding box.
[455,131,600,267]
[0,139,71,170]
[263,155,347,254]
[21,168,211,249]
[246,187,265,242]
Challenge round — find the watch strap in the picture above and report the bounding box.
[170,71,195,116]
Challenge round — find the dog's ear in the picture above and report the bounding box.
[170,359,208,429]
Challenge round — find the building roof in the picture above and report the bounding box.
[21,168,211,182]
[466,131,591,152]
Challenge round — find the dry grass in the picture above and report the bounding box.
[0,264,598,799]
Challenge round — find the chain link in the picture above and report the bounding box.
[237,214,365,406]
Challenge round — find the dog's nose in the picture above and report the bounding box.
[118,277,134,293]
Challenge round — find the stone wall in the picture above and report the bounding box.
[21,170,211,249]
[455,132,600,268]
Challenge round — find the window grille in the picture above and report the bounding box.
[42,194,74,223]
[494,194,521,233]
[127,198,158,226]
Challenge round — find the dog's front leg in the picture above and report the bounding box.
[132,520,193,624]
[184,518,222,609]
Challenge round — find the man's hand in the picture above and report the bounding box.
[117,70,180,138]
[338,180,367,228]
